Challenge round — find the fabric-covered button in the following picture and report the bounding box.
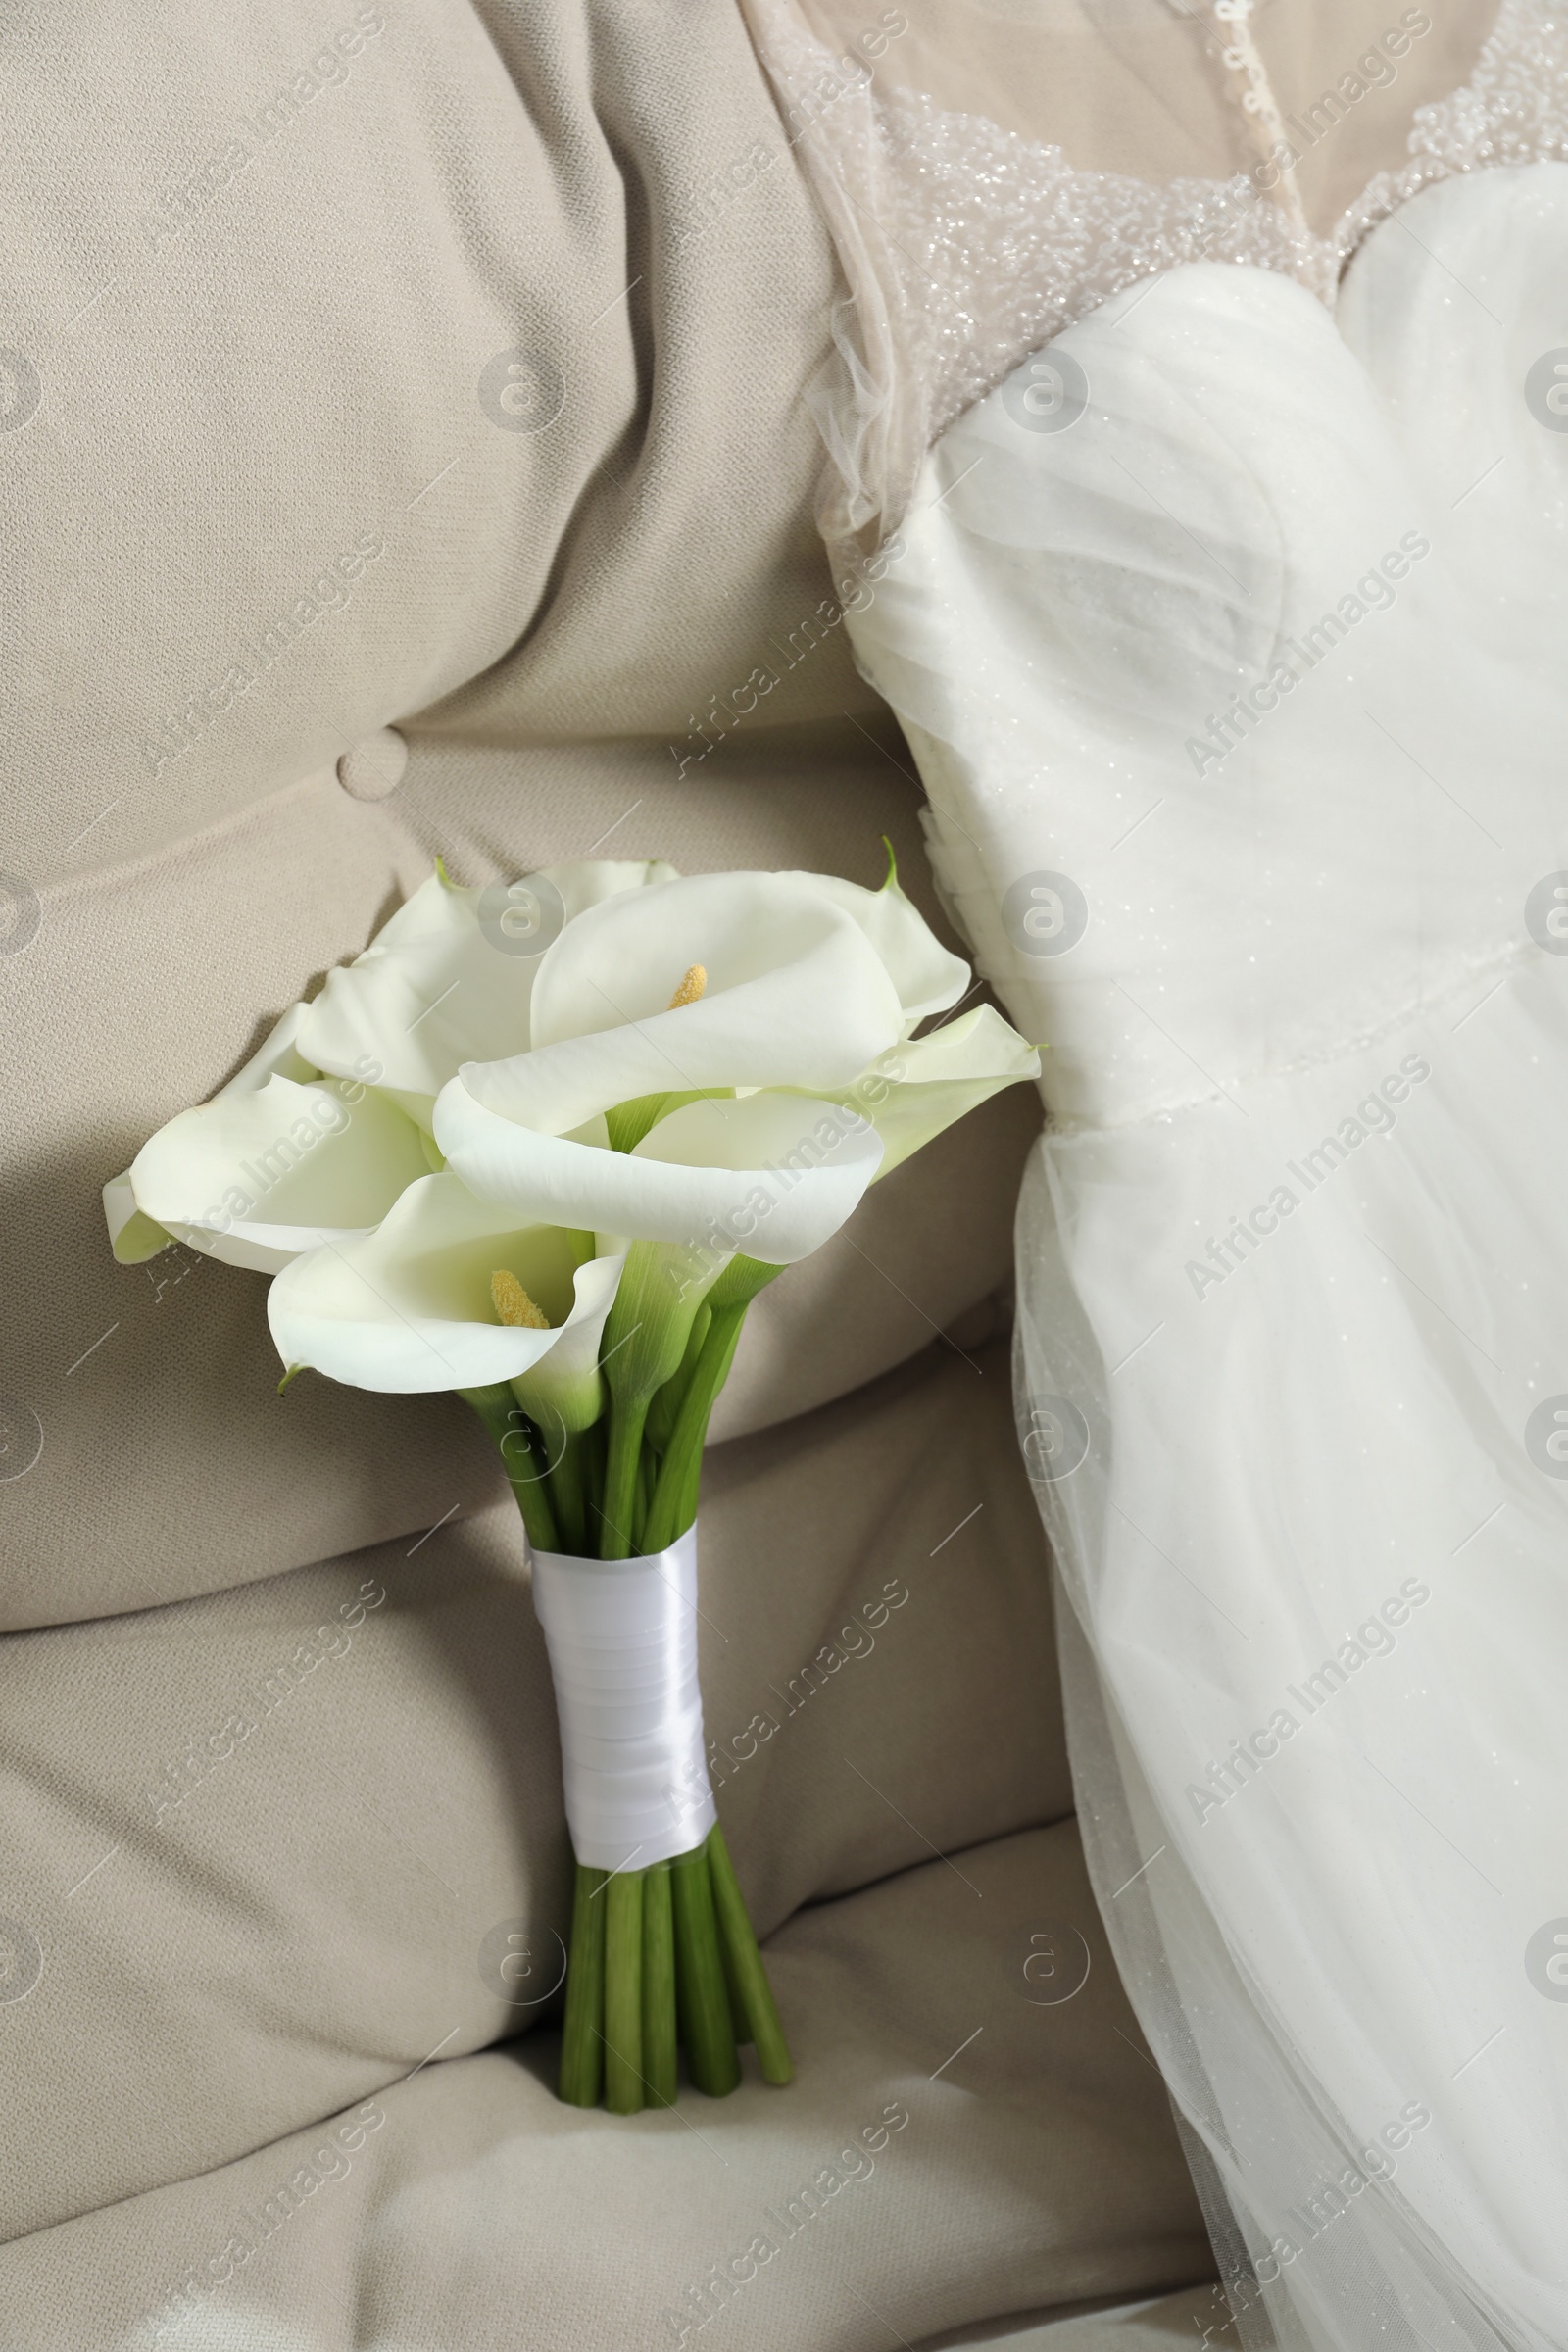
[336,728,408,801]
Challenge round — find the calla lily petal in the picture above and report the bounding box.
[466,872,906,1136]
[104,1002,326,1264]
[297,860,679,1114]
[267,1170,626,1394]
[510,1250,624,1434]
[789,866,969,1032]
[126,1075,431,1274]
[219,1000,323,1092]
[838,1004,1042,1178]
[436,1084,883,1263]
[102,1174,172,1266]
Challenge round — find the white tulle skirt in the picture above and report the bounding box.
[1015,942,1568,2351]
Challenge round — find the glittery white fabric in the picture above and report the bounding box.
[840,149,1568,2352]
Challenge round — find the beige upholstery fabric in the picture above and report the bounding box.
[0,1829,1204,2351]
[942,2288,1233,2348]
[0,0,1214,2340]
[1,0,871,890]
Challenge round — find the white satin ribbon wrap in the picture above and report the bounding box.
[530,1524,716,1871]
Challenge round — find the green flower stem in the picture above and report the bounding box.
[558,1862,608,2106]
[645,1303,712,1457]
[635,1441,656,1549]
[677,1457,705,1545]
[707,1254,786,1313]
[524,1242,792,2110]
[460,1385,560,1554]
[641,1304,748,1555]
[550,1429,590,1557]
[715,1880,751,2045]
[599,1238,727,1559]
[671,1842,740,2096]
[708,1825,793,2085]
[641,1860,678,2108]
[599,1394,649,1560]
[603,1871,646,2114]
[564,1418,604,1556]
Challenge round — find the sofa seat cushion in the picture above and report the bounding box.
[0,1829,1208,2349]
[0,1329,1070,2238]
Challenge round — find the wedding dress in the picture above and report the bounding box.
[743,1,1568,2344]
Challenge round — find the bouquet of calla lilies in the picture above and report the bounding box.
[106,854,1038,2112]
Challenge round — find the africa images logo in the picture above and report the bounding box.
[1524,1396,1568,1479]
[477,347,565,433]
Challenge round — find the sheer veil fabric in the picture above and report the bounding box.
[739,1,1568,2345]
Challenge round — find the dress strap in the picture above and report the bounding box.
[1172,0,1312,239]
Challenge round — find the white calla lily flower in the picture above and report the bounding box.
[103,1000,331,1263]
[123,1075,433,1275]
[457,867,960,1139]
[436,1088,884,1264]
[267,1171,626,1397]
[296,858,678,1123]
[799,864,971,1033]
[104,858,677,1268]
[433,860,1033,1266]
[822,1004,1042,1180]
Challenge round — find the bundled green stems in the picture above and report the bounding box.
[464,1247,794,2110]
[555,1827,792,2112]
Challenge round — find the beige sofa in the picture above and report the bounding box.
[0,4,1214,2341]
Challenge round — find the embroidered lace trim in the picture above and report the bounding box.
[741,0,1568,563]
